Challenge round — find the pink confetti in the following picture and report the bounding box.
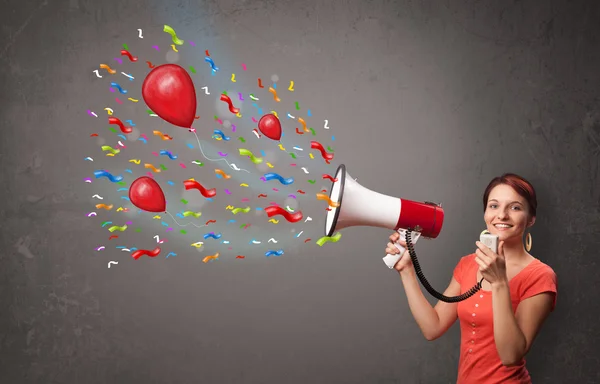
[179,163,187,168]
[241,63,247,70]
[290,163,297,166]
[146,172,153,178]
[241,198,250,202]
[224,189,231,194]
[141,134,148,140]
[115,98,122,104]
[166,228,173,231]
[272,188,279,192]
[114,58,123,64]
[152,152,159,156]
[251,117,258,123]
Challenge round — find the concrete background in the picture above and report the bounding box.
[1,0,599,383]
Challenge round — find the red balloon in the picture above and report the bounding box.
[129,177,166,213]
[258,114,282,141]
[142,64,197,128]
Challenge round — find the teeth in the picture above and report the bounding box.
[495,224,512,228]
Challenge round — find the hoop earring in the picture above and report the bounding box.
[525,232,532,252]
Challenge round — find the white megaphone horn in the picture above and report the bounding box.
[324,164,444,269]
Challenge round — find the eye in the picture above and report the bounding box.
[489,204,497,209]
[512,206,521,210]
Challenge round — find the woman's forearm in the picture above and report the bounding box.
[399,269,440,340]
[492,280,526,365]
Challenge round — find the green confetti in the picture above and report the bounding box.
[308,180,316,184]
[192,160,204,166]
[147,109,154,115]
[123,43,128,50]
[180,230,187,234]
[309,127,316,136]
[327,146,334,152]
[159,164,167,171]
[316,232,342,246]
[189,66,196,74]
[295,101,300,110]
[214,115,218,120]
[289,152,297,159]
[117,181,126,186]
[181,199,188,204]
[109,127,117,133]
[238,137,246,143]
[222,91,227,95]
[135,228,141,232]
[240,224,247,229]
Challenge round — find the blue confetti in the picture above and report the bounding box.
[167,181,174,185]
[186,143,194,149]
[161,222,169,227]
[307,109,312,116]
[273,83,277,89]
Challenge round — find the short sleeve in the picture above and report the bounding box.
[521,265,557,311]
[453,257,466,285]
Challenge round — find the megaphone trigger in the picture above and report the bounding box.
[383,229,422,269]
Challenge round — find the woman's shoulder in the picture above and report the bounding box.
[529,257,557,278]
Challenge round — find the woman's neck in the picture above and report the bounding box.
[501,237,531,264]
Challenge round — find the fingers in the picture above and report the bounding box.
[389,232,399,241]
[386,242,399,254]
[474,255,487,270]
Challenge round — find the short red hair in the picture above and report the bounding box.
[483,173,537,217]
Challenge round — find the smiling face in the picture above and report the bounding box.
[484,184,535,244]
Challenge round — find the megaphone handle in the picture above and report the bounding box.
[382,229,421,269]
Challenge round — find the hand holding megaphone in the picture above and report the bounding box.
[383,229,422,270]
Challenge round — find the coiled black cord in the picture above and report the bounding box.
[405,229,484,303]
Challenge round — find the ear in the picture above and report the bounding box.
[528,216,536,227]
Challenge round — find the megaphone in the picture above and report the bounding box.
[324,164,483,303]
[324,164,444,266]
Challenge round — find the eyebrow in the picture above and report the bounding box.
[488,199,523,205]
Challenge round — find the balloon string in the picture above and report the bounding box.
[191,131,250,173]
[165,211,207,228]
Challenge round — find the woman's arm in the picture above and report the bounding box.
[491,281,554,366]
[400,268,460,341]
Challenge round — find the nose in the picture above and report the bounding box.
[497,209,509,219]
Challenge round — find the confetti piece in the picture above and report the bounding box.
[269,87,281,102]
[108,225,128,232]
[144,164,160,173]
[316,193,340,207]
[265,250,284,257]
[232,206,251,215]
[215,169,232,179]
[99,64,116,74]
[316,232,342,246]
[95,204,113,210]
[238,148,263,164]
[163,25,184,45]
[132,247,161,260]
[182,211,202,218]
[202,252,220,263]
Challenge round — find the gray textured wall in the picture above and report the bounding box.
[1,0,599,383]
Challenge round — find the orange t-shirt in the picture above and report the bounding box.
[453,254,557,384]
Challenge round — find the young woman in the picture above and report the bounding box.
[386,173,557,384]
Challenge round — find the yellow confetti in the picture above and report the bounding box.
[129,159,141,164]
[231,73,236,82]
[266,162,274,168]
[309,153,314,159]
[271,110,278,118]
[268,219,279,224]
[240,183,249,187]
[104,107,113,115]
[106,153,115,157]
[225,205,234,210]
[171,44,178,52]
[127,98,139,102]
[236,112,242,118]
[152,215,161,219]
[190,242,204,248]
[116,207,124,211]
[278,144,286,151]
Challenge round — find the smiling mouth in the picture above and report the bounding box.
[493,224,513,229]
